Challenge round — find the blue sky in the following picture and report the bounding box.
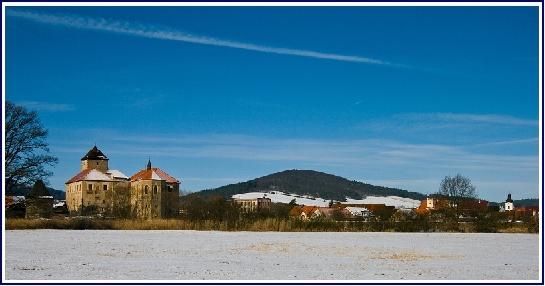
[6,6,539,201]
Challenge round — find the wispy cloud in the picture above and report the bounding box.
[397,113,537,126]
[357,112,538,146]
[7,9,399,66]
[17,101,75,112]
[470,137,538,147]
[49,131,538,199]
[51,131,537,172]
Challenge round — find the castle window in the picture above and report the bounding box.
[153,185,158,194]
[168,186,172,192]
[144,185,149,194]
[88,184,92,191]
[96,162,99,166]
[103,185,108,191]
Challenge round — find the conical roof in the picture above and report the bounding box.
[27,180,51,198]
[81,145,108,160]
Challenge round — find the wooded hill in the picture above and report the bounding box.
[195,169,426,201]
[6,185,65,200]
[489,198,539,207]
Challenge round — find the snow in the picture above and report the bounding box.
[7,196,25,203]
[106,169,129,180]
[344,196,421,209]
[232,192,421,208]
[84,169,113,181]
[345,207,370,216]
[151,171,162,180]
[232,192,330,206]
[5,230,538,280]
[53,201,66,208]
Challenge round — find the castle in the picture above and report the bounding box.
[65,146,180,219]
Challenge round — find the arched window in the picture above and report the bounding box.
[144,185,149,194]
[153,185,158,194]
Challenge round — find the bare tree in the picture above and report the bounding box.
[439,174,476,199]
[5,101,58,191]
[438,174,477,217]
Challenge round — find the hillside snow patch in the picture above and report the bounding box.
[232,192,421,208]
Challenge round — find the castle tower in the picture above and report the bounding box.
[130,159,180,219]
[504,193,514,211]
[80,145,109,172]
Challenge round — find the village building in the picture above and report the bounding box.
[25,180,53,219]
[515,206,539,218]
[417,196,489,215]
[419,197,450,211]
[289,205,322,220]
[299,206,322,220]
[5,196,25,207]
[316,207,348,219]
[504,193,515,211]
[5,196,26,218]
[233,197,272,212]
[65,146,180,219]
[344,206,372,218]
[341,203,396,218]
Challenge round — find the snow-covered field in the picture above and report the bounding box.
[5,230,538,281]
[232,191,421,208]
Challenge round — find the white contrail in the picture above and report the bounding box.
[8,10,398,66]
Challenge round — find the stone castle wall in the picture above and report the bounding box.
[81,159,108,172]
[130,180,179,219]
[66,180,131,217]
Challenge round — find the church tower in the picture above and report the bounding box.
[80,145,109,172]
[504,193,514,211]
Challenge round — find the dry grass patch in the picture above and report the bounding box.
[371,251,434,262]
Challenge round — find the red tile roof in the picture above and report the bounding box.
[301,206,319,216]
[130,167,180,184]
[516,206,539,212]
[66,169,92,184]
[65,168,114,184]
